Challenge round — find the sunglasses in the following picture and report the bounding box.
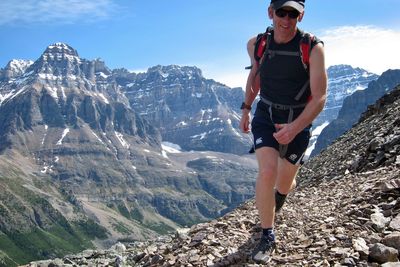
[275,8,300,19]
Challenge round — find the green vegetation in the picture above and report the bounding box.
[0,219,108,266]
[0,250,18,267]
[0,171,108,266]
[112,221,131,235]
[145,222,175,235]
[74,219,108,240]
[117,203,131,219]
[130,208,144,222]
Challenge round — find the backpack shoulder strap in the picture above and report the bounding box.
[299,30,314,72]
[254,27,273,63]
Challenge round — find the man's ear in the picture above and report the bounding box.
[298,11,304,22]
[268,6,274,19]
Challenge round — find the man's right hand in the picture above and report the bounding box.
[239,111,251,133]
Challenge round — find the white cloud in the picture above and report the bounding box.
[0,0,119,25]
[320,25,400,74]
[206,71,247,89]
[201,61,249,90]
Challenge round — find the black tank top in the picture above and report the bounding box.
[259,29,321,106]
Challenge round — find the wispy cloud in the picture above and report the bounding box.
[0,0,120,25]
[320,25,400,74]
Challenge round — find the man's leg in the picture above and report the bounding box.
[255,147,279,228]
[252,147,279,263]
[274,158,301,212]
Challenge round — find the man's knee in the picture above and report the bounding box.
[258,168,277,183]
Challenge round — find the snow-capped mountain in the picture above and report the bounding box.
[0,59,33,81]
[306,65,378,156]
[311,69,400,157]
[314,65,378,126]
[116,65,252,154]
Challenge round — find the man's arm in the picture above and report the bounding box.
[240,37,261,133]
[273,43,328,144]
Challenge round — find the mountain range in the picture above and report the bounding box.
[0,43,256,265]
[0,42,399,266]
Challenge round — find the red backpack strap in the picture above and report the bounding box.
[295,31,315,102]
[245,33,266,70]
[254,33,266,63]
[299,31,314,72]
[253,27,273,72]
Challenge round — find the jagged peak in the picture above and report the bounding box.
[5,59,34,70]
[327,64,376,75]
[2,59,34,78]
[44,42,78,56]
[147,65,203,78]
[39,42,81,65]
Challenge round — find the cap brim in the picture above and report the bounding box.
[273,0,304,13]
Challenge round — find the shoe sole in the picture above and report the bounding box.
[252,248,275,264]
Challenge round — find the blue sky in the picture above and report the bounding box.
[1,0,400,88]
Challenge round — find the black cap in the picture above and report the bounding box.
[270,0,305,13]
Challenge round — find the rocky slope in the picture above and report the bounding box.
[25,86,400,266]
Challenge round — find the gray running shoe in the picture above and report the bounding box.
[252,235,276,264]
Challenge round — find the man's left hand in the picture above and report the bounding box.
[273,123,297,145]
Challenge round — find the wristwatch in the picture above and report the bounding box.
[240,102,252,111]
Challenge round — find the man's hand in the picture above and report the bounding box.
[273,123,297,144]
[240,111,251,133]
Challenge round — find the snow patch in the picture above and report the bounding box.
[91,130,106,145]
[56,128,70,145]
[161,142,182,153]
[96,72,109,79]
[305,121,330,157]
[312,121,329,137]
[115,131,130,149]
[0,90,16,106]
[97,93,110,104]
[41,124,49,145]
[176,121,188,127]
[191,132,207,140]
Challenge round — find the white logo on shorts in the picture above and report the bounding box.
[289,154,298,161]
[255,137,263,145]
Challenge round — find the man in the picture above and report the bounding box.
[239,0,327,263]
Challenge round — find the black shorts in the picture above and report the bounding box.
[251,102,311,165]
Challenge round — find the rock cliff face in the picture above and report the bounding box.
[119,65,251,155]
[312,69,400,157]
[26,85,400,266]
[314,65,378,126]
